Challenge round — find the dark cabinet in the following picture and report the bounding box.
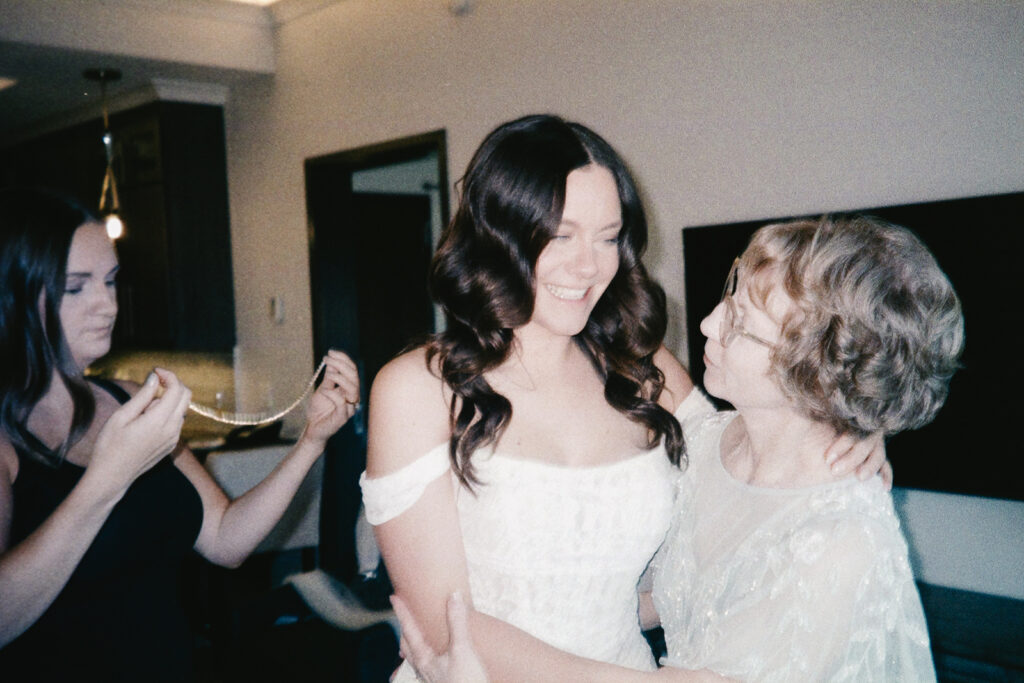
[0,101,236,351]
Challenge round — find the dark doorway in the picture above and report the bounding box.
[350,192,435,388]
[305,131,448,581]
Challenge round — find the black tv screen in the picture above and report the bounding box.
[682,191,1023,502]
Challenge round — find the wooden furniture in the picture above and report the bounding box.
[0,100,236,352]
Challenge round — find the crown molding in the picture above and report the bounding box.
[151,78,229,105]
[267,0,343,25]
[110,0,273,26]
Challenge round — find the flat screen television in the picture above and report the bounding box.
[682,191,1023,502]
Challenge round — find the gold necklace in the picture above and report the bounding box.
[187,359,327,427]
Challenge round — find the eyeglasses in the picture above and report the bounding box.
[719,258,775,348]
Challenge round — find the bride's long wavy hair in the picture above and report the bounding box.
[427,115,684,487]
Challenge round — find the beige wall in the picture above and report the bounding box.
[0,0,274,72]
[224,0,1024,421]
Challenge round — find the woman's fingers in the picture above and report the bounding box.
[825,431,884,478]
[446,591,473,651]
[90,371,190,487]
[854,435,887,481]
[877,459,894,491]
[391,594,436,667]
[123,369,189,453]
[109,372,161,425]
[321,351,361,405]
[445,591,488,683]
[327,348,358,373]
[325,359,360,397]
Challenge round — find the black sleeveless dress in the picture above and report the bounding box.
[1,378,204,682]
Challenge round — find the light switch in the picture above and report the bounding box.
[270,296,285,324]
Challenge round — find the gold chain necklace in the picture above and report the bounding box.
[187,359,327,427]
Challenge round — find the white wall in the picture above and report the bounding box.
[218,0,1024,598]
[0,0,274,72]
[894,489,1024,600]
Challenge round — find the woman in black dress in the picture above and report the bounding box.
[0,187,360,681]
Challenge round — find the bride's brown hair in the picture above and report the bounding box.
[427,115,684,487]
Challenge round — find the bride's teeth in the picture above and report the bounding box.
[546,284,587,300]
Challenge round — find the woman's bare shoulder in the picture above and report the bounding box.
[372,346,446,403]
[653,345,695,412]
[367,345,452,476]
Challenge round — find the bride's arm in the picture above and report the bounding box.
[393,593,737,683]
[369,350,644,682]
[653,346,696,413]
[367,349,467,649]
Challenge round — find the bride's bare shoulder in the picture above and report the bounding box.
[372,346,447,403]
[367,345,452,475]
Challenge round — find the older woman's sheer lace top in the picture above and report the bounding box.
[361,391,715,674]
[653,410,936,682]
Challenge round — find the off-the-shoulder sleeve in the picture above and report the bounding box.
[359,443,450,525]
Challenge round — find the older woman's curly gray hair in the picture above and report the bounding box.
[740,214,964,438]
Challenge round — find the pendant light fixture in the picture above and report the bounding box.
[83,68,124,239]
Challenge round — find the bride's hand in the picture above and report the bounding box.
[825,431,892,489]
[392,592,489,683]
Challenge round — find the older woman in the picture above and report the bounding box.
[396,213,961,681]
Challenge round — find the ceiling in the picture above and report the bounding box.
[0,42,253,144]
[0,0,337,145]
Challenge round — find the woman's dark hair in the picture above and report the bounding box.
[0,186,99,466]
[427,114,683,487]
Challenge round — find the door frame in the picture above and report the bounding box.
[302,129,449,580]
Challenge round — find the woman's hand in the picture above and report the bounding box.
[300,350,361,450]
[393,591,489,683]
[87,368,191,494]
[824,432,893,490]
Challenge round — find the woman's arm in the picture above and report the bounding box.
[394,593,736,683]
[179,350,360,568]
[366,348,470,650]
[825,432,890,485]
[0,372,189,646]
[653,346,696,412]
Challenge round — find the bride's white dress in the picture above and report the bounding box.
[361,392,715,680]
[652,410,936,681]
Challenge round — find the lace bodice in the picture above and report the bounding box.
[361,391,715,677]
[652,411,936,681]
